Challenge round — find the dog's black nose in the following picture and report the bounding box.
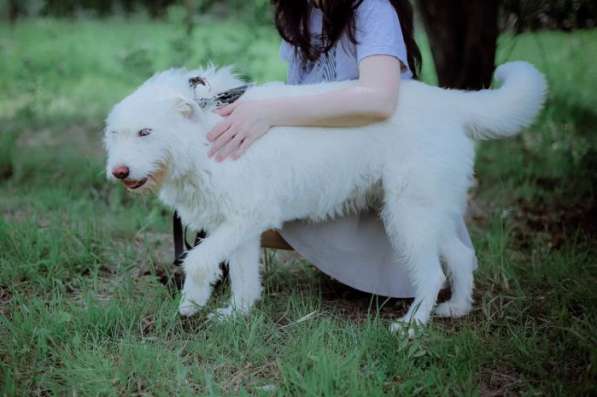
[112,166,130,180]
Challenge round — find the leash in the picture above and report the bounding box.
[173,76,251,266]
[173,212,205,266]
[188,75,252,109]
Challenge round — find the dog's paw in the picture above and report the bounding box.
[208,300,253,321]
[178,286,210,317]
[207,305,247,321]
[434,301,472,318]
[389,320,417,338]
[389,315,429,338]
[179,297,203,317]
[178,270,213,317]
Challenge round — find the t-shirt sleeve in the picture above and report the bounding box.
[355,0,410,71]
[279,40,293,62]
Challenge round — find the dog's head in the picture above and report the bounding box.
[104,91,198,192]
[104,66,242,192]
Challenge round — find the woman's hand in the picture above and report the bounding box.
[207,55,401,161]
[207,100,273,161]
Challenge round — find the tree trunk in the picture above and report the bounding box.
[418,0,500,90]
[8,0,20,24]
[183,0,195,36]
[146,0,175,19]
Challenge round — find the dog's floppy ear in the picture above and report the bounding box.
[189,76,209,90]
[174,96,195,118]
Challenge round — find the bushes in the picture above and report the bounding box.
[3,0,177,18]
[6,0,596,32]
[2,0,271,22]
[502,0,597,31]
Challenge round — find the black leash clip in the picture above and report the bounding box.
[188,75,251,109]
[189,76,252,109]
[172,212,205,266]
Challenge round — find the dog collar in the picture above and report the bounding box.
[188,76,251,109]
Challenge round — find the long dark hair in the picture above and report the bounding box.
[272,0,422,79]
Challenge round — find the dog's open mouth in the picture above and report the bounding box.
[120,166,166,192]
[123,178,148,190]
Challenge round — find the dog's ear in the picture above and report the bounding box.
[174,96,195,118]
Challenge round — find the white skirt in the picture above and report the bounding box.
[280,211,476,298]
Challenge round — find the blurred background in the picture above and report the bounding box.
[0,1,596,395]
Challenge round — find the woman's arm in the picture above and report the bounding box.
[208,55,402,161]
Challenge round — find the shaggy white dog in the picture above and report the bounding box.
[104,61,546,331]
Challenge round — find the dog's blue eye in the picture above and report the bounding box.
[138,128,152,137]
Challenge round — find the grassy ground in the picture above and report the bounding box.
[1,17,596,396]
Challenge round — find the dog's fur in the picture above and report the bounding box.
[104,61,547,331]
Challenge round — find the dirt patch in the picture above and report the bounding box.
[316,273,454,322]
[479,366,524,397]
[513,195,597,249]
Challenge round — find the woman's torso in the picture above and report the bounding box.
[280,0,413,85]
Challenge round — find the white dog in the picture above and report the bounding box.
[104,61,546,331]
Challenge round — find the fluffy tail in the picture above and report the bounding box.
[460,61,548,140]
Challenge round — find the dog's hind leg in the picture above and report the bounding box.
[212,237,262,319]
[435,234,475,318]
[382,198,446,333]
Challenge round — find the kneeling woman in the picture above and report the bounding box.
[206,0,476,298]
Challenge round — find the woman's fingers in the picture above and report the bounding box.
[209,125,237,157]
[207,119,232,142]
[230,134,257,160]
[215,133,244,161]
[208,102,241,142]
[207,100,268,161]
[214,101,240,117]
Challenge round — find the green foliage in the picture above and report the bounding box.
[0,18,595,396]
[120,46,155,79]
[1,0,273,22]
[502,0,597,31]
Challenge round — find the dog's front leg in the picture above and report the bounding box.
[179,221,262,317]
[210,236,262,319]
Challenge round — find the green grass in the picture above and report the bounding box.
[1,17,596,396]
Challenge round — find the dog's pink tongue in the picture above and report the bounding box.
[124,179,144,189]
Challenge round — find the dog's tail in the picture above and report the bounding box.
[458,61,548,140]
